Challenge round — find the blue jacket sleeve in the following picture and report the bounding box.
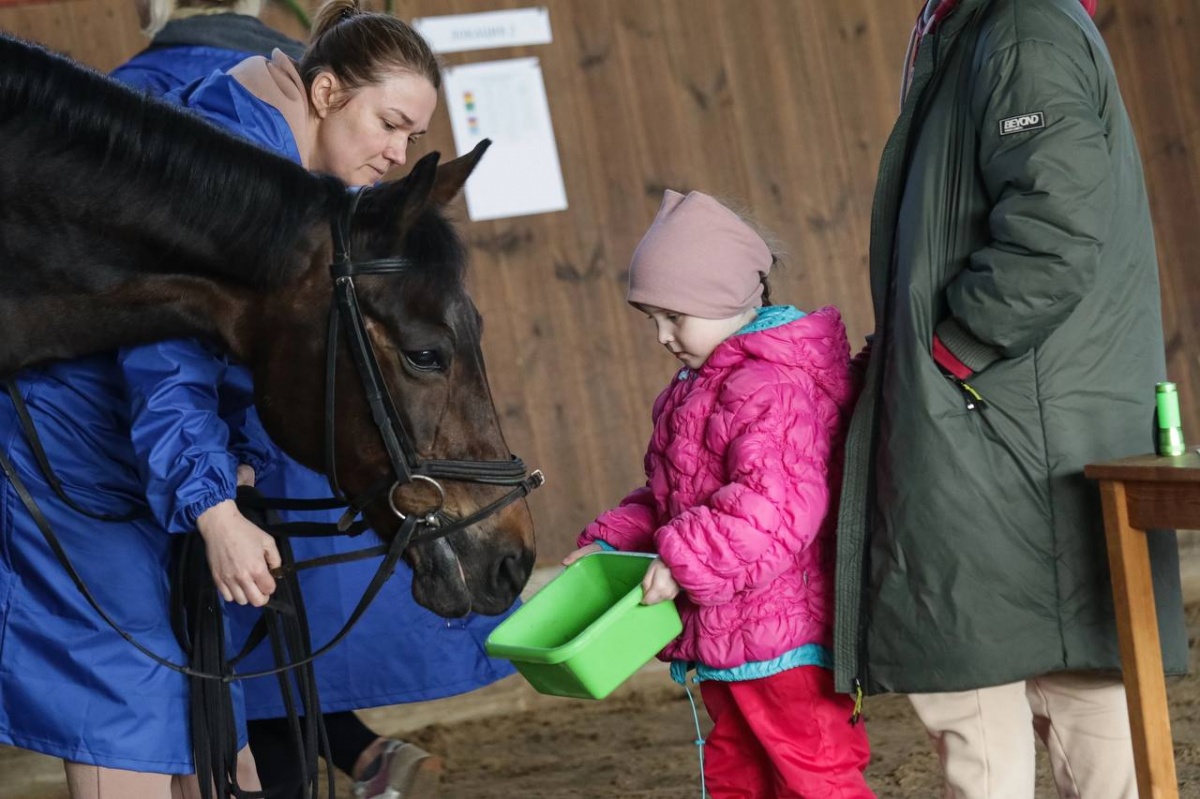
[219,364,278,482]
[119,338,242,533]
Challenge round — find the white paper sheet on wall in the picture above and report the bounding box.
[443,57,568,222]
[413,8,553,55]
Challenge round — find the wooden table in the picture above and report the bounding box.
[1086,450,1200,799]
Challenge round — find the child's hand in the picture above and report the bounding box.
[641,557,680,605]
[562,543,603,566]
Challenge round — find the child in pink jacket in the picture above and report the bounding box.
[564,190,873,798]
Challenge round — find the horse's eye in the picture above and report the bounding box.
[403,350,445,372]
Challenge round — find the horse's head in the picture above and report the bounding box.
[252,141,538,618]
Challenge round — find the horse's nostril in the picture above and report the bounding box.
[497,554,528,594]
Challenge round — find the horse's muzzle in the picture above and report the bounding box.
[407,532,534,618]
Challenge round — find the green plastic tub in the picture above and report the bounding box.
[485,552,683,700]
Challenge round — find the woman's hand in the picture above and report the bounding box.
[561,543,603,567]
[195,499,281,607]
[236,464,256,488]
[641,557,680,605]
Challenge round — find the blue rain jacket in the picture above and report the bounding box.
[112,45,255,97]
[0,344,258,773]
[165,65,517,719]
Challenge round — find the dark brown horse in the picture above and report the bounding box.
[0,35,537,617]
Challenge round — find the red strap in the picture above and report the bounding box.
[933,334,974,380]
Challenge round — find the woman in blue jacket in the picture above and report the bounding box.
[120,2,520,797]
[0,2,514,798]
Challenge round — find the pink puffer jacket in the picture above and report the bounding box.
[579,306,856,669]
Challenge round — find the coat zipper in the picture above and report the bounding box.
[851,679,865,724]
[947,374,987,411]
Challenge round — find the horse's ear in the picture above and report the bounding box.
[430,139,491,207]
[401,150,441,202]
[391,150,442,230]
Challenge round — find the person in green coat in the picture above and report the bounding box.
[835,0,1188,796]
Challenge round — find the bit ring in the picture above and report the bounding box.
[388,475,445,526]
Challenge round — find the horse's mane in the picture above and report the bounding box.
[0,35,342,288]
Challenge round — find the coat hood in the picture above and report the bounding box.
[228,50,313,168]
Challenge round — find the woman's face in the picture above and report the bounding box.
[309,70,439,186]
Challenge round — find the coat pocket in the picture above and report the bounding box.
[959,352,1051,490]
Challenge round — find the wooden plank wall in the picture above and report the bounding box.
[2,1,1197,561]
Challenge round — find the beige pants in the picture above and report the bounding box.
[909,672,1135,799]
[64,746,261,799]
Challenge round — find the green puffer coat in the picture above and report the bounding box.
[835,0,1188,695]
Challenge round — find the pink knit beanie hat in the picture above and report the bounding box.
[627,190,772,319]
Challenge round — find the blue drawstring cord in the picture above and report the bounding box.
[683,677,708,798]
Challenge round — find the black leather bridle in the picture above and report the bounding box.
[323,185,542,539]
[242,184,545,576]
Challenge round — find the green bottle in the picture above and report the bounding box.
[1156,382,1186,457]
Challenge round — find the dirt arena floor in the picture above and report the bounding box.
[345,606,1200,799]
[8,606,1200,798]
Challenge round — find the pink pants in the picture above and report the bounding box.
[909,672,1136,799]
[699,666,875,798]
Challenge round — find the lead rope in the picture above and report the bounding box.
[682,676,709,799]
